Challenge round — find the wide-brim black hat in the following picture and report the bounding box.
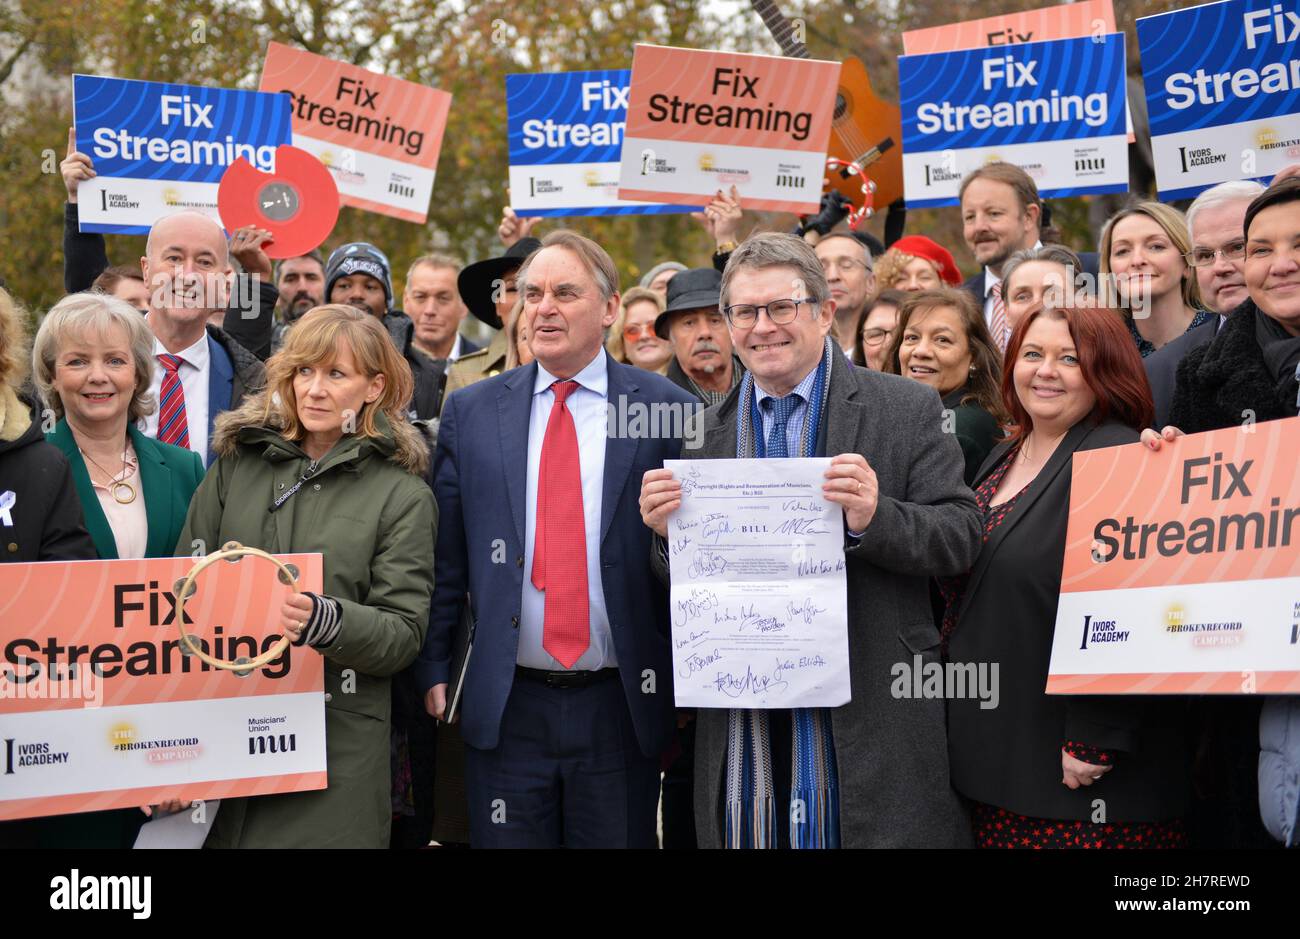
[457,237,543,329]
[654,267,723,339]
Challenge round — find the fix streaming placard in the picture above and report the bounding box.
[1047,418,1300,695]
[260,42,452,224]
[0,554,326,820]
[617,44,840,213]
[507,69,697,217]
[72,75,293,235]
[900,0,1134,143]
[1137,0,1300,201]
[897,33,1129,208]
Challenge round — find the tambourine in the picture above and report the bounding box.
[173,541,300,677]
[825,157,876,230]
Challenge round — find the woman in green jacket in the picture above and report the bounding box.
[179,304,436,848]
[30,291,205,848]
[34,292,205,561]
[884,288,1008,484]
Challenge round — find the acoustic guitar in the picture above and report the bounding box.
[749,0,906,209]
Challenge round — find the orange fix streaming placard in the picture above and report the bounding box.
[1047,418,1300,695]
[617,44,840,214]
[0,554,325,820]
[260,42,451,224]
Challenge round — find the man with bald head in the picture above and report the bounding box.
[140,210,265,465]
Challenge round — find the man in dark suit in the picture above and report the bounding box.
[1144,179,1265,427]
[640,233,982,847]
[139,211,265,467]
[417,230,698,848]
[959,162,1099,350]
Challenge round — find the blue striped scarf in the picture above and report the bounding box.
[725,337,840,849]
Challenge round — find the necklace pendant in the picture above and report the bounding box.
[111,480,137,505]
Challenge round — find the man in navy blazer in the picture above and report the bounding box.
[140,211,265,466]
[417,230,698,848]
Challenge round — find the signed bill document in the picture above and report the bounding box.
[663,457,851,709]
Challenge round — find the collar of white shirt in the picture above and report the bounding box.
[984,239,1044,298]
[152,330,210,372]
[533,347,609,400]
[448,333,463,362]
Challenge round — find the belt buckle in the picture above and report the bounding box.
[545,670,574,689]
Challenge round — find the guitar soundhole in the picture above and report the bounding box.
[833,93,847,121]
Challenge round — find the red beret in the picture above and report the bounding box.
[889,236,963,286]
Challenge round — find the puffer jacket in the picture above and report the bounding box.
[1260,698,1300,847]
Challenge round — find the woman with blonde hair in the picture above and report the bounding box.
[606,286,671,373]
[179,304,436,847]
[1099,201,1211,357]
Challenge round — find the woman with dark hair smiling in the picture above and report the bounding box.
[884,288,1006,484]
[943,305,1190,848]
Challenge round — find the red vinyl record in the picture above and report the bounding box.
[217,145,340,259]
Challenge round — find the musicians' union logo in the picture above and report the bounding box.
[583,168,601,188]
[161,187,182,206]
[698,153,716,171]
[1256,127,1279,149]
[319,150,336,167]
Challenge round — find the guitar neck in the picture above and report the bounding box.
[749,0,811,59]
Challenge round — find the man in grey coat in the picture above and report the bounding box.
[640,233,981,848]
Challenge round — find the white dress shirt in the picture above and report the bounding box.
[518,348,616,671]
[143,331,210,461]
[448,333,464,362]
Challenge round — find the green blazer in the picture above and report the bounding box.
[46,421,205,559]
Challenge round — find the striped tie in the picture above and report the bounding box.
[156,354,190,449]
[989,281,1010,353]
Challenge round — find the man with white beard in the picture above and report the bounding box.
[653,268,745,406]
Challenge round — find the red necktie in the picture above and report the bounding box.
[531,380,589,668]
[989,281,1010,353]
[157,354,191,449]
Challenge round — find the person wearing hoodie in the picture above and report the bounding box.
[324,242,447,421]
[178,304,436,847]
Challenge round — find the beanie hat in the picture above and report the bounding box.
[325,242,393,307]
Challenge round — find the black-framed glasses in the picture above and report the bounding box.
[1185,240,1246,267]
[723,298,815,327]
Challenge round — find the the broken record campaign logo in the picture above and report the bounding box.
[1078,614,1131,650]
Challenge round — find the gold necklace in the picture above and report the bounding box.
[80,445,137,505]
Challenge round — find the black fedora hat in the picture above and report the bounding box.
[457,237,542,330]
[654,267,722,339]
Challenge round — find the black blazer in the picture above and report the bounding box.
[946,417,1190,822]
[1144,316,1218,429]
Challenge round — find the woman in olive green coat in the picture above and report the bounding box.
[179,305,436,848]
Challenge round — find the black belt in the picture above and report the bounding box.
[515,666,619,689]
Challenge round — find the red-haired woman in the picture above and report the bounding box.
[942,306,1190,848]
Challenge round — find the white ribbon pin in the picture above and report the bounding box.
[0,490,14,527]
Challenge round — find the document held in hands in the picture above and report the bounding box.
[663,458,851,709]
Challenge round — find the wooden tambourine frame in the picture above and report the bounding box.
[173,541,300,675]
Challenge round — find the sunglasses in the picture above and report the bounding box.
[623,324,659,342]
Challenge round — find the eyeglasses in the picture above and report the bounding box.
[623,324,658,342]
[819,258,872,275]
[1185,240,1246,267]
[861,327,894,347]
[723,298,815,327]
